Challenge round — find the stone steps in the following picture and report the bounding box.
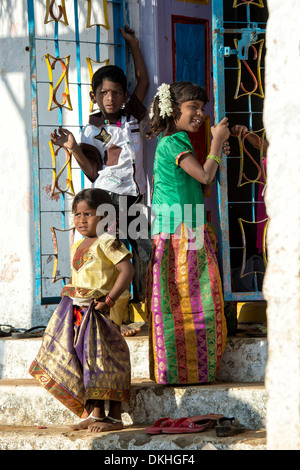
[0,378,266,429]
[0,328,268,450]
[0,425,266,451]
[0,331,267,383]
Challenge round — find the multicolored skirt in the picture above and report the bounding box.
[146,224,227,385]
[29,296,131,418]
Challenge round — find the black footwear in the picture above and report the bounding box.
[215,417,245,437]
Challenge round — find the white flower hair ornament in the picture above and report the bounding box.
[149,83,173,119]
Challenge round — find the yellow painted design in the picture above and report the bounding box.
[233,0,264,8]
[238,218,268,274]
[45,54,72,111]
[237,128,267,187]
[49,142,75,198]
[87,57,110,112]
[44,0,68,25]
[50,226,75,283]
[86,0,110,30]
[234,39,264,100]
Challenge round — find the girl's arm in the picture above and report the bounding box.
[179,117,230,184]
[50,128,95,180]
[94,255,135,312]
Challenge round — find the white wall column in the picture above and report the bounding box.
[264,0,300,450]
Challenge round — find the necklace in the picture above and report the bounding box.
[104,119,121,127]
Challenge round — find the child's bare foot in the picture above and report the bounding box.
[70,416,104,431]
[88,416,123,433]
[121,323,141,337]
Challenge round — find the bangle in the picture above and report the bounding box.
[105,295,115,308]
[207,154,221,165]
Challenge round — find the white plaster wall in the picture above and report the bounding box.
[0,1,147,329]
[263,0,300,450]
[0,2,52,328]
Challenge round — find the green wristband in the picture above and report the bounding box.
[207,154,221,164]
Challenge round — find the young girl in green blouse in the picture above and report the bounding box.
[146,82,230,385]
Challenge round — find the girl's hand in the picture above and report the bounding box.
[50,128,78,151]
[211,117,230,143]
[94,300,110,314]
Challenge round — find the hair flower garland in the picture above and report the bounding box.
[149,83,173,119]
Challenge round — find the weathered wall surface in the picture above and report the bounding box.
[0,2,51,327]
[263,0,300,450]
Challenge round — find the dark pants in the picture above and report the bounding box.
[104,191,152,264]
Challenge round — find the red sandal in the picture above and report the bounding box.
[145,417,175,434]
[161,414,224,434]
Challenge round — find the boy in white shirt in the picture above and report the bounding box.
[50,27,151,333]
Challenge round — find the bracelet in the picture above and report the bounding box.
[105,295,115,308]
[207,154,221,165]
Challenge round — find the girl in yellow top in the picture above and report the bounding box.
[29,189,134,433]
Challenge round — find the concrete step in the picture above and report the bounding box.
[0,379,267,430]
[0,331,267,383]
[0,425,266,451]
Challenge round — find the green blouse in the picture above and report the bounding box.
[151,131,206,235]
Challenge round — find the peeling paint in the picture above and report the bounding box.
[22,191,33,213]
[0,255,20,282]
[43,184,60,202]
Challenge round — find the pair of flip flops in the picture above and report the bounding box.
[145,415,245,437]
[0,325,46,338]
[145,414,224,434]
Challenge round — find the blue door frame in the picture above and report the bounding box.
[212,0,268,301]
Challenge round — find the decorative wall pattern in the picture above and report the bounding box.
[212,0,268,300]
[27,0,125,304]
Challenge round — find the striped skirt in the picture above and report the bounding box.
[146,224,227,384]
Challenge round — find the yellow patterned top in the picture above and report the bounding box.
[61,234,132,326]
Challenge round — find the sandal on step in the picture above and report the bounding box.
[161,414,224,434]
[11,326,46,338]
[215,417,245,437]
[145,417,175,434]
[0,325,26,337]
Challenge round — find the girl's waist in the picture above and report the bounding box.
[61,285,104,300]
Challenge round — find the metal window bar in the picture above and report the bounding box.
[212,0,268,301]
[27,0,125,305]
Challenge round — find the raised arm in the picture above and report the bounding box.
[120,26,149,103]
[179,117,230,184]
